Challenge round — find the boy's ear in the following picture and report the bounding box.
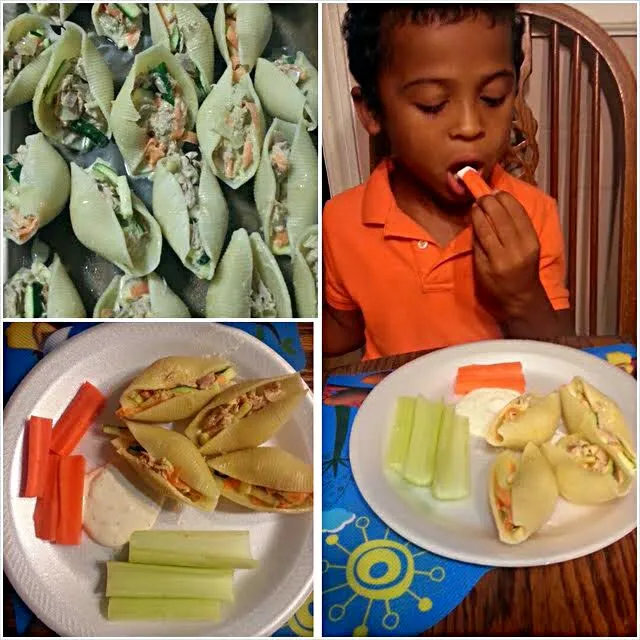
[351,86,381,137]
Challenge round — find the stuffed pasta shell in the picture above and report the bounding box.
[254,118,317,255]
[111,44,199,176]
[27,3,78,25]
[149,3,214,101]
[3,14,55,111]
[92,3,145,51]
[33,21,113,152]
[196,66,265,189]
[214,3,272,83]
[206,228,292,318]
[3,133,70,245]
[70,159,162,276]
[4,253,85,318]
[255,52,318,131]
[94,273,191,318]
[153,148,228,280]
[292,225,317,317]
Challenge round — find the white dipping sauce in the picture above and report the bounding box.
[454,388,521,438]
[83,465,163,547]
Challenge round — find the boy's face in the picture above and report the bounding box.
[362,15,516,206]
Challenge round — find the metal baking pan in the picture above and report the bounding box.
[2,2,318,318]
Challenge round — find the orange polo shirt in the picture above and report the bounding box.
[323,160,570,360]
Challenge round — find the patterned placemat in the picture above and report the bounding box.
[322,344,636,636]
[3,321,311,637]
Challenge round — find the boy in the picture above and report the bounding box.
[323,4,573,360]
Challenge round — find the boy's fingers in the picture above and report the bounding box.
[471,204,502,256]
[493,191,536,238]
[475,194,520,246]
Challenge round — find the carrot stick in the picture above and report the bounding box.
[455,362,525,395]
[50,382,106,456]
[22,416,53,498]
[456,362,523,379]
[56,456,86,545]
[33,453,60,542]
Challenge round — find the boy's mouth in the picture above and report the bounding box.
[446,160,484,198]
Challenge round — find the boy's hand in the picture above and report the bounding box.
[471,191,549,319]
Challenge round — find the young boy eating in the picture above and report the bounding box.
[323,4,573,360]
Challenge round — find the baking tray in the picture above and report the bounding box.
[2,2,318,318]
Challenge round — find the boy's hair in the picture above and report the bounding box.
[342,4,524,112]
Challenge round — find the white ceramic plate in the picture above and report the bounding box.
[350,340,637,567]
[3,323,313,636]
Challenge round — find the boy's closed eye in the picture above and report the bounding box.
[416,95,509,115]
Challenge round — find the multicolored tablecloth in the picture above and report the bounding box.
[322,344,636,636]
[3,321,311,637]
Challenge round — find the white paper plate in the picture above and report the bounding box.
[3,323,313,636]
[350,340,637,567]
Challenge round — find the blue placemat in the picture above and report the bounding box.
[322,343,636,636]
[4,321,310,637]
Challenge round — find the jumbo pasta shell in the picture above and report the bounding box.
[542,435,631,504]
[186,373,306,455]
[291,225,318,317]
[207,446,312,513]
[254,53,318,131]
[118,355,237,422]
[196,66,265,189]
[149,3,214,91]
[27,3,78,25]
[93,273,191,319]
[489,443,558,545]
[110,44,199,176]
[3,14,56,110]
[91,2,143,51]
[249,231,292,316]
[560,377,635,451]
[47,254,86,318]
[113,421,220,511]
[4,133,70,244]
[213,3,272,74]
[33,21,113,145]
[486,392,560,449]
[70,163,162,276]
[153,157,228,280]
[254,118,317,255]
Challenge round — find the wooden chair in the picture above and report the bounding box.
[370,4,637,338]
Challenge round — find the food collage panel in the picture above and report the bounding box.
[2,2,318,638]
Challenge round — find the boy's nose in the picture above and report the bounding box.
[450,103,485,140]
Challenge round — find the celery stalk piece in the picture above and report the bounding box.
[401,396,444,486]
[106,561,234,602]
[107,597,221,621]
[432,407,470,500]
[129,530,258,569]
[385,397,416,472]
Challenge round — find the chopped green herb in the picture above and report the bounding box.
[151,62,174,105]
[69,119,110,148]
[3,155,22,182]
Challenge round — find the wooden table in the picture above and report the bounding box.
[327,336,637,636]
[3,322,314,638]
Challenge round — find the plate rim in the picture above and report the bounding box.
[349,339,637,568]
[3,322,313,636]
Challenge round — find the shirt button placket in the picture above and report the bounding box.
[416,240,430,292]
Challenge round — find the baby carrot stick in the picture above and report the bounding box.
[456,166,493,200]
[22,416,53,498]
[50,382,106,456]
[454,362,525,395]
[33,453,61,542]
[56,456,86,545]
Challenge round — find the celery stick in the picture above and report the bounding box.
[106,561,234,602]
[432,407,470,500]
[385,397,416,472]
[108,597,221,621]
[129,530,258,570]
[401,396,444,486]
